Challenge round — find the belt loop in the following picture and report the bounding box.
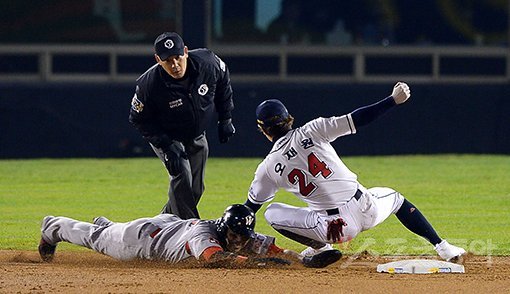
[326,208,339,215]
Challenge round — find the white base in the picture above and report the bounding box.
[377,259,465,274]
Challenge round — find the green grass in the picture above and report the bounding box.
[1,155,509,256]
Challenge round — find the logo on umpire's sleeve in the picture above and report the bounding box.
[198,84,209,96]
[131,94,144,113]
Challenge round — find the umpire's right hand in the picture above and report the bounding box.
[164,141,188,176]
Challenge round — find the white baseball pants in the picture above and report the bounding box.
[264,187,404,244]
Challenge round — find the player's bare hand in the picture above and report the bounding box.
[391,82,411,104]
[326,218,347,243]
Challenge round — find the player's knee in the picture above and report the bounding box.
[393,192,405,214]
[264,203,284,224]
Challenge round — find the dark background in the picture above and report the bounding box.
[1,0,509,158]
[1,82,508,158]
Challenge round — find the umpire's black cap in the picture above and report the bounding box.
[154,32,185,60]
[256,99,290,127]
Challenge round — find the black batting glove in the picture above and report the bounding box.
[163,141,188,176]
[218,119,235,143]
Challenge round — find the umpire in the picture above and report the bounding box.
[129,32,235,219]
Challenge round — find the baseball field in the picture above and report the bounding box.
[1,155,509,292]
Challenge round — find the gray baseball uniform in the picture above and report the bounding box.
[41,214,275,263]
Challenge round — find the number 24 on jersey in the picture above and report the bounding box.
[287,152,333,197]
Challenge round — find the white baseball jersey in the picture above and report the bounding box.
[249,115,361,211]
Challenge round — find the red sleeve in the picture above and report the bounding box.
[201,247,249,264]
[267,243,284,255]
[201,246,224,261]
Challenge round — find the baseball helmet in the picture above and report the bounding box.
[217,204,256,238]
[216,204,256,252]
[256,99,290,128]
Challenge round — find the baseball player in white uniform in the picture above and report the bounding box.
[244,82,467,263]
[38,204,342,268]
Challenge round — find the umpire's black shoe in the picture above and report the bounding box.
[38,237,57,262]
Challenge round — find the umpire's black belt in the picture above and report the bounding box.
[326,189,363,216]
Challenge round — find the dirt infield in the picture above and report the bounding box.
[1,250,509,293]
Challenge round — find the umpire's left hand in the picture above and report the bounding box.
[218,119,235,143]
[164,141,188,176]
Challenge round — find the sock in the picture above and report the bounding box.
[395,199,442,245]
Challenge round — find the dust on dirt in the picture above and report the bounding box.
[1,250,509,293]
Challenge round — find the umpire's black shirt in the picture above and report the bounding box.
[129,48,234,151]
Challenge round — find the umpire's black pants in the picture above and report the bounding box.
[150,133,208,219]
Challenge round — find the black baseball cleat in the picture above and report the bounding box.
[38,237,57,262]
[302,249,342,268]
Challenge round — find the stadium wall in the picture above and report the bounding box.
[1,82,508,158]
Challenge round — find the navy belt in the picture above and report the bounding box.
[326,189,362,216]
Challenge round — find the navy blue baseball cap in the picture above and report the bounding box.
[256,99,290,127]
[154,32,185,60]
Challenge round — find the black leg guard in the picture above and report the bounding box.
[395,199,442,245]
[274,228,326,249]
